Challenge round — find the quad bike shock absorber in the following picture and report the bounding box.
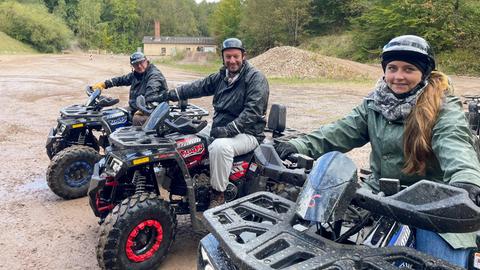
[133,170,147,194]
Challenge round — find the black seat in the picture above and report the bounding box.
[267,104,286,137]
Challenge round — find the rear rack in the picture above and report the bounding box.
[202,191,462,270]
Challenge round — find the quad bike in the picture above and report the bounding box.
[88,99,311,270]
[198,151,480,270]
[46,87,131,199]
[464,95,480,135]
[46,86,130,159]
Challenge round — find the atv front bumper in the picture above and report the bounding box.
[87,162,107,217]
[46,127,62,158]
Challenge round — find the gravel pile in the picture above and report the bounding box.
[249,46,382,80]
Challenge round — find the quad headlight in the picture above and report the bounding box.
[57,123,66,135]
[199,246,215,270]
[109,157,123,174]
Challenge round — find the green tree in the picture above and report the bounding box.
[76,0,102,48]
[137,0,199,39]
[209,0,242,42]
[274,0,312,46]
[195,1,216,36]
[240,0,312,55]
[0,1,72,52]
[239,0,278,55]
[308,0,369,34]
[351,0,480,60]
[53,0,67,20]
[106,0,139,52]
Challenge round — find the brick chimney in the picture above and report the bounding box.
[154,20,160,40]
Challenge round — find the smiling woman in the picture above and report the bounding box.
[275,35,480,268]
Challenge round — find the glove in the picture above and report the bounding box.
[210,127,235,138]
[451,182,480,206]
[92,81,106,90]
[274,142,298,160]
[167,90,179,102]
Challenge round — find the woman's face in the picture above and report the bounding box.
[384,61,423,94]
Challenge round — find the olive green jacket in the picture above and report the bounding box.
[290,95,480,249]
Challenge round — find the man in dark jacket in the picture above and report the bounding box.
[165,38,270,208]
[91,52,168,125]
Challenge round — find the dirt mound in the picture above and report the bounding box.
[249,46,382,80]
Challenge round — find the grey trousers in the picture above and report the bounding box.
[199,125,259,192]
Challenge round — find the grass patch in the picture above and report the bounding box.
[160,61,221,75]
[0,31,36,54]
[437,49,480,76]
[154,52,222,75]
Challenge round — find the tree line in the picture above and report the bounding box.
[1,0,480,72]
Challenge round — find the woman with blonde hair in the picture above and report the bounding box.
[275,35,480,267]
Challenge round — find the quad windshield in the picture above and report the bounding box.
[85,89,101,106]
[143,102,169,132]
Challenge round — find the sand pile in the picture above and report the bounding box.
[249,46,382,80]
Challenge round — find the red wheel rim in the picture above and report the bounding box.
[125,219,163,262]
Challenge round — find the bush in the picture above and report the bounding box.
[0,1,72,53]
[300,32,357,59]
[437,49,480,76]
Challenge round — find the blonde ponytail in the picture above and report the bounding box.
[403,71,449,175]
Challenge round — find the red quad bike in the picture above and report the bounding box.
[88,98,311,270]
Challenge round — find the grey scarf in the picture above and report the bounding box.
[367,78,428,122]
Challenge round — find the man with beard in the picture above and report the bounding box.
[164,38,270,208]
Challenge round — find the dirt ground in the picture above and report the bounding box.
[0,54,479,270]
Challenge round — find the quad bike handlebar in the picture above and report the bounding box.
[84,86,119,108]
[354,180,480,233]
[296,151,480,233]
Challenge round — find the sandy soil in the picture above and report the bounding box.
[0,54,479,270]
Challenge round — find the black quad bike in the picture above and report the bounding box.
[198,151,480,270]
[46,87,131,199]
[464,95,480,135]
[88,100,311,270]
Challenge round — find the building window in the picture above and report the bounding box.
[161,48,166,55]
[186,47,191,51]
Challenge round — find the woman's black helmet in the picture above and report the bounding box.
[381,35,436,78]
[222,38,245,53]
[130,52,146,65]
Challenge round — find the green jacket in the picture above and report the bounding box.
[290,95,480,249]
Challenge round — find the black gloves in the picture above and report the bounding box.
[451,182,480,206]
[167,90,179,102]
[274,142,298,159]
[145,90,179,103]
[210,126,237,138]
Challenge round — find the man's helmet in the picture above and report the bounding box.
[130,52,146,65]
[222,38,245,53]
[381,35,436,77]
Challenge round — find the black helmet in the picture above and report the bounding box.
[222,38,245,53]
[381,35,436,78]
[130,52,146,65]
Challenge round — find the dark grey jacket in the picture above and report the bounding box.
[104,62,168,112]
[176,61,269,141]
